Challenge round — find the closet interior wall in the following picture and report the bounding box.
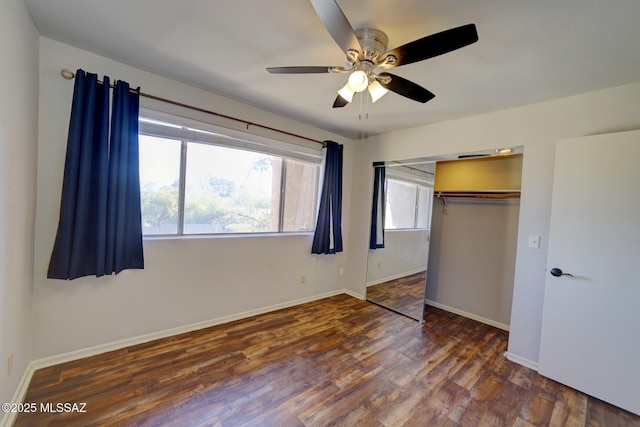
[425,154,522,330]
[426,197,520,329]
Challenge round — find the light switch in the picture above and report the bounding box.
[528,235,540,249]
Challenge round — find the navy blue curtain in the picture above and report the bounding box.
[370,162,386,249]
[48,69,144,280]
[311,141,343,254]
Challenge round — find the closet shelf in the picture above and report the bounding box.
[435,190,521,199]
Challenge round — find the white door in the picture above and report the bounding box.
[538,130,640,415]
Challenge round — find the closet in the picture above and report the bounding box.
[425,154,522,330]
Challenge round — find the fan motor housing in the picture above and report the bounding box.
[355,28,388,62]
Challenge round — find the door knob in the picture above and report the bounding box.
[550,267,573,277]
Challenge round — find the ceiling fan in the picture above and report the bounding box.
[267,0,478,108]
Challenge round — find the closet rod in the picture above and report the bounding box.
[59,69,325,146]
[435,191,521,199]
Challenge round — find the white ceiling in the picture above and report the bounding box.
[24,0,640,140]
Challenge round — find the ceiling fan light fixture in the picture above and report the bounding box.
[347,70,368,92]
[368,80,388,103]
[337,83,355,102]
[267,2,478,109]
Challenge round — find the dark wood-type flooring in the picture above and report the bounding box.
[15,294,640,426]
[366,271,426,320]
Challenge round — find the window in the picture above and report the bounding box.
[138,109,320,236]
[139,136,181,235]
[384,174,433,230]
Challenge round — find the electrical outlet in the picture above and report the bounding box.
[7,353,13,376]
[339,268,344,277]
[300,275,306,284]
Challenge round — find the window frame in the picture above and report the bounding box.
[138,108,322,238]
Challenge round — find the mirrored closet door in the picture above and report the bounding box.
[365,161,434,321]
[365,147,523,324]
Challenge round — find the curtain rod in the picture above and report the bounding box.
[60,69,325,146]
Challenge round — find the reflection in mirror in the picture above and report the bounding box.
[366,162,434,321]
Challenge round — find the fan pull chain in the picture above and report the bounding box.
[358,92,369,120]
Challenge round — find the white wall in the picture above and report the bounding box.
[0,0,39,409]
[366,229,429,285]
[32,38,356,359]
[346,82,640,366]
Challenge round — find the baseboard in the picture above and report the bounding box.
[342,288,365,300]
[366,268,425,287]
[1,362,35,427]
[32,289,359,371]
[424,299,510,331]
[504,351,539,371]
